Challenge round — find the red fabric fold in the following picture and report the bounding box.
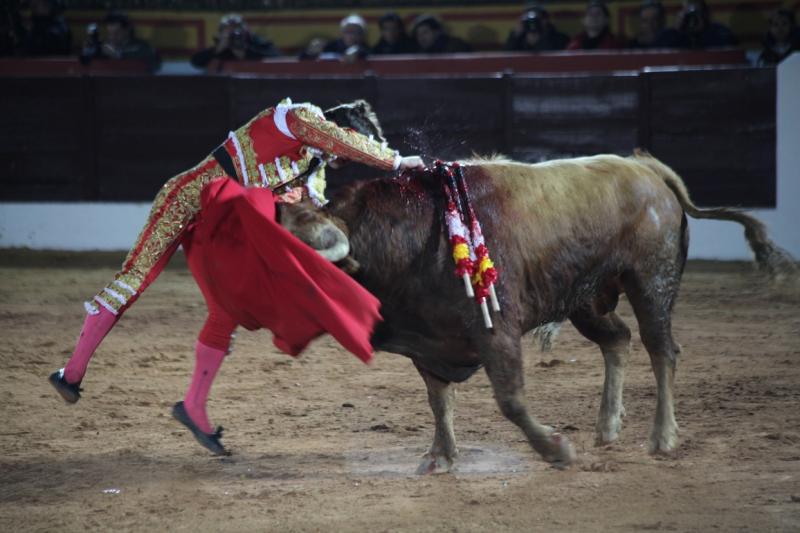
[182,178,381,363]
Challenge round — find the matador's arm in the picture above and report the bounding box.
[284,107,401,171]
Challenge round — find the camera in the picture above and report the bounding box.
[86,23,100,48]
[230,28,246,49]
[680,6,703,32]
[522,13,544,34]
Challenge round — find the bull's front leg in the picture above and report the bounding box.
[414,364,458,475]
[482,336,576,469]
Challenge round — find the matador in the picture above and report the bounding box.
[49,98,424,454]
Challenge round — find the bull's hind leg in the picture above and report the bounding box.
[414,364,458,474]
[624,277,682,454]
[482,335,575,468]
[570,309,631,445]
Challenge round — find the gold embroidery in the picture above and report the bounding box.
[288,107,397,170]
[305,165,327,205]
[91,156,226,314]
[237,129,260,186]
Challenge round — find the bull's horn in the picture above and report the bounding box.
[315,225,350,262]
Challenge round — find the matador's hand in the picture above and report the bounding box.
[398,156,425,171]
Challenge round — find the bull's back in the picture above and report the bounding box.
[331,154,685,340]
[461,155,685,324]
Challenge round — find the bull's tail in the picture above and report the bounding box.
[633,149,797,279]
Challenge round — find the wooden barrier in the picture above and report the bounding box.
[0,58,153,77]
[216,49,748,76]
[0,65,775,208]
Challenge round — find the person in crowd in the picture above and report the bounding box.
[0,2,24,56]
[412,14,471,54]
[191,13,280,69]
[757,8,799,65]
[80,11,160,72]
[321,14,370,61]
[628,0,686,48]
[674,0,738,48]
[48,97,425,456]
[505,6,569,52]
[298,37,327,60]
[18,0,71,56]
[567,1,623,50]
[371,12,416,54]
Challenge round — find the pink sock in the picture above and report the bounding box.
[183,341,226,434]
[63,307,118,384]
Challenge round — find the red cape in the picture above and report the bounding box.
[182,178,381,363]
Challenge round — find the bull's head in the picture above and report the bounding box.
[277,200,360,274]
[324,100,386,143]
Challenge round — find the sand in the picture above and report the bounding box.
[1,253,798,532]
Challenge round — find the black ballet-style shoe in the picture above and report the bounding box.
[48,369,82,404]
[171,401,230,456]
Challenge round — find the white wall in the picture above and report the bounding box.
[686,53,799,260]
[1,55,798,257]
[0,203,151,251]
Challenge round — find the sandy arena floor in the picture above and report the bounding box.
[0,252,798,532]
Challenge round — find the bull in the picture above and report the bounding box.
[279,150,795,473]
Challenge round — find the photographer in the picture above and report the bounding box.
[675,0,737,49]
[505,7,569,52]
[80,11,160,72]
[191,13,280,70]
[16,0,71,56]
[321,14,370,62]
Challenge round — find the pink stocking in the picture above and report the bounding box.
[183,341,226,434]
[63,307,118,384]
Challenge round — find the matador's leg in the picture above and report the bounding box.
[173,245,238,456]
[50,157,226,401]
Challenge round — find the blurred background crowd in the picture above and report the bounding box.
[0,0,797,72]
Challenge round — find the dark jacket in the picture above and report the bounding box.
[418,34,471,54]
[757,28,800,65]
[21,14,72,56]
[81,37,161,72]
[679,22,738,49]
[567,29,623,50]
[191,35,280,68]
[628,28,687,49]
[505,26,569,52]
[371,36,417,54]
[321,38,369,59]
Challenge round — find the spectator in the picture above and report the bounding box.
[505,7,569,52]
[372,12,416,54]
[675,0,738,49]
[0,2,24,56]
[757,8,799,66]
[80,12,160,72]
[629,1,686,48]
[19,0,71,56]
[412,14,471,54]
[191,13,280,69]
[567,1,623,50]
[322,14,370,61]
[298,37,327,60]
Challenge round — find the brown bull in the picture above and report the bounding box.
[280,150,794,473]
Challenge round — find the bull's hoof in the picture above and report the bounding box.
[649,429,679,455]
[415,452,454,475]
[540,433,576,469]
[595,416,623,446]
